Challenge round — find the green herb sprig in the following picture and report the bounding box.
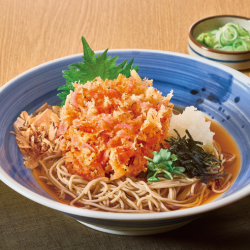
[144,148,185,182]
[57,37,139,105]
[166,129,223,185]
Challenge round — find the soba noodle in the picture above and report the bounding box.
[13,72,236,213]
[37,143,232,213]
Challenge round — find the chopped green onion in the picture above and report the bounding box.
[213,43,223,50]
[220,26,238,45]
[220,46,233,52]
[233,39,248,51]
[196,22,250,52]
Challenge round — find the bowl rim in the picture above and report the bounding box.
[1,49,250,221]
[189,15,250,55]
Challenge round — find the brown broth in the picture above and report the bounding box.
[33,166,72,205]
[32,118,241,208]
[202,117,241,204]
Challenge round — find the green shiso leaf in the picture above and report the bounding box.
[57,91,70,106]
[57,36,139,106]
[120,58,139,77]
[57,82,74,91]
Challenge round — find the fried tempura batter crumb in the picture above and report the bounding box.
[59,70,173,181]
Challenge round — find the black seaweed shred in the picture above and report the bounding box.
[165,129,224,185]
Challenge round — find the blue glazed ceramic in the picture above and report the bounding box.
[0,50,250,235]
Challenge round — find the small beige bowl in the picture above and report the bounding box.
[188,15,250,70]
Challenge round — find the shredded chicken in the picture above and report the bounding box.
[12,104,61,169]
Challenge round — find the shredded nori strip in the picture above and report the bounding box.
[165,129,224,185]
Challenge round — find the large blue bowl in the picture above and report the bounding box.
[0,50,250,235]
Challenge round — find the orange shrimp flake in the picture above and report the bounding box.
[59,70,173,181]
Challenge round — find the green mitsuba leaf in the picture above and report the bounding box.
[159,148,171,161]
[152,148,172,164]
[164,172,172,180]
[174,166,185,172]
[57,36,139,106]
[147,171,160,182]
[144,148,184,182]
[148,162,156,171]
[152,151,163,164]
[171,154,178,161]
